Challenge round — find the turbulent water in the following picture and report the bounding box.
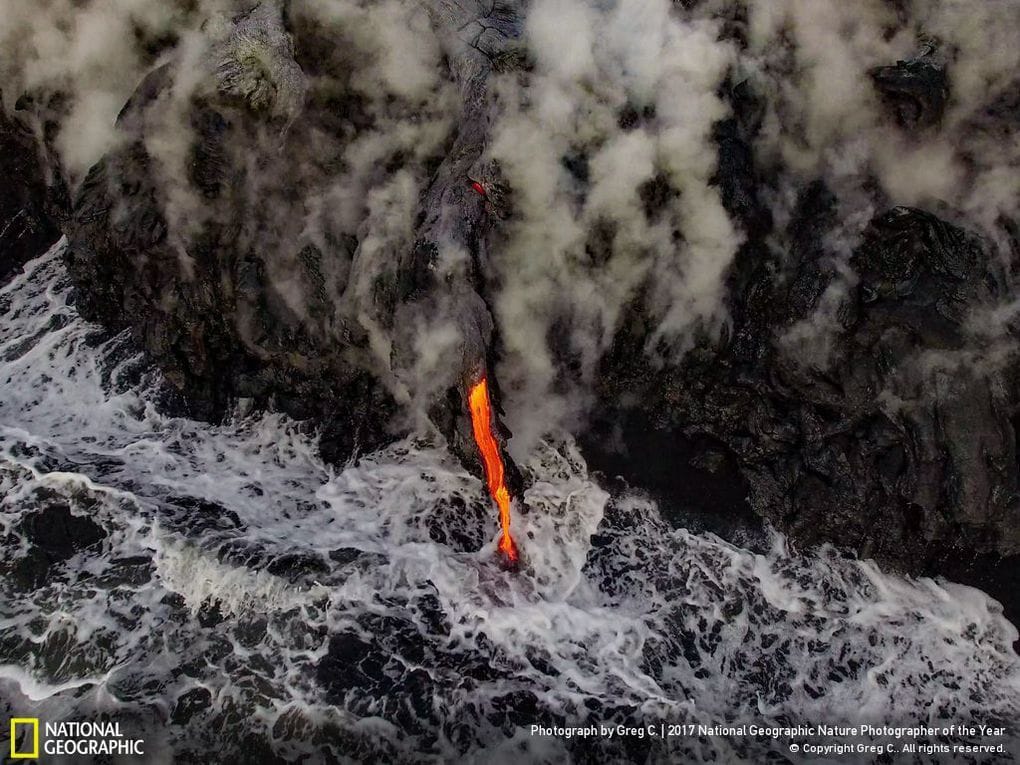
[2,244,1019,763]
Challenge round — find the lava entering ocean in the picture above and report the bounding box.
[467,377,519,565]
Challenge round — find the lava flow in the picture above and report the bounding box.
[467,377,519,564]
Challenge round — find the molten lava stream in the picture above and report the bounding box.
[467,378,519,565]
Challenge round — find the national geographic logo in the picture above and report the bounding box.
[8,718,145,759]
[9,718,38,759]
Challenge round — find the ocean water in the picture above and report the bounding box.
[1,243,1018,763]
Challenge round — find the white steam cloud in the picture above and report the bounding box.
[489,0,739,454]
[743,0,1020,370]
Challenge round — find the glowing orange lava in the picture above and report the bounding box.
[468,377,519,563]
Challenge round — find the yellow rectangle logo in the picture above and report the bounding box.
[9,718,39,759]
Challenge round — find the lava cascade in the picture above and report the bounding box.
[467,378,519,563]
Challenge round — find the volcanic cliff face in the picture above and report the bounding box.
[2,1,1020,623]
[584,57,1020,621]
[587,198,1020,619]
[0,97,66,283]
[53,0,526,474]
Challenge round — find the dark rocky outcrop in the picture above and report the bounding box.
[65,123,400,450]
[56,0,525,480]
[61,5,400,462]
[870,40,949,129]
[583,72,1020,626]
[7,495,107,590]
[0,96,65,283]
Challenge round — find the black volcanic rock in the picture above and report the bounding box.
[581,64,1020,623]
[61,3,404,459]
[10,497,107,590]
[587,198,1020,622]
[0,96,65,283]
[59,0,525,474]
[65,128,399,450]
[871,42,949,129]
